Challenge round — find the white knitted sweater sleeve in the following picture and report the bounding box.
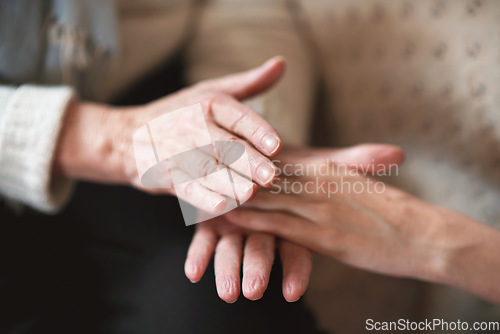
[0,85,76,213]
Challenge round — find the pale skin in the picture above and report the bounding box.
[224,151,500,305]
[55,58,287,214]
[52,58,338,304]
[55,54,407,303]
[185,144,406,303]
[53,56,499,305]
[185,217,313,303]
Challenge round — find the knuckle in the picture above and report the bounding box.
[199,158,218,177]
[229,108,251,133]
[314,202,333,220]
[183,181,197,198]
[256,218,274,231]
[243,212,259,225]
[320,228,346,257]
[204,93,226,117]
[248,153,269,170]
[206,91,224,104]
[249,124,261,141]
[246,241,265,255]
[217,138,240,164]
[233,211,250,224]
[216,233,240,252]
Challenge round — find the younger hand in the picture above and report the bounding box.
[185,144,405,303]
[225,147,500,304]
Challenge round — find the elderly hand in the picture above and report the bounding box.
[225,148,500,304]
[185,144,406,303]
[55,58,285,213]
[185,217,312,303]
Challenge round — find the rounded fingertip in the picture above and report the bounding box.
[390,146,406,166]
[263,56,286,69]
[224,210,249,229]
[243,290,264,301]
[256,161,278,186]
[373,144,405,163]
[265,56,286,76]
[283,281,305,303]
[207,197,227,215]
[285,295,301,303]
[284,289,301,303]
[236,182,257,203]
[217,277,239,304]
[219,293,239,304]
[243,276,266,301]
[245,184,259,202]
[184,260,201,283]
[360,144,406,167]
[187,276,200,284]
[373,145,406,174]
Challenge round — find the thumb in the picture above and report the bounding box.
[278,144,405,174]
[201,56,285,100]
[321,144,405,174]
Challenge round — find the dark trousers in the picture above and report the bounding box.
[0,183,324,334]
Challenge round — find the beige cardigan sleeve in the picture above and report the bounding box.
[0,85,75,213]
[186,0,316,145]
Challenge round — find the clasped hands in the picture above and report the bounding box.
[54,56,499,305]
[185,140,500,303]
[185,144,408,303]
[186,143,500,305]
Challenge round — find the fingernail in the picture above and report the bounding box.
[257,162,276,184]
[262,134,280,155]
[212,197,225,211]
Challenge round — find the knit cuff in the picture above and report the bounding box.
[0,85,76,213]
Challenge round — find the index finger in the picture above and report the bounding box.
[211,94,282,157]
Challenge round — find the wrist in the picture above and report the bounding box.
[421,209,465,285]
[422,207,500,302]
[54,100,128,184]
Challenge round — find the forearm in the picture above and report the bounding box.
[228,173,500,304]
[427,207,500,304]
[445,218,500,303]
